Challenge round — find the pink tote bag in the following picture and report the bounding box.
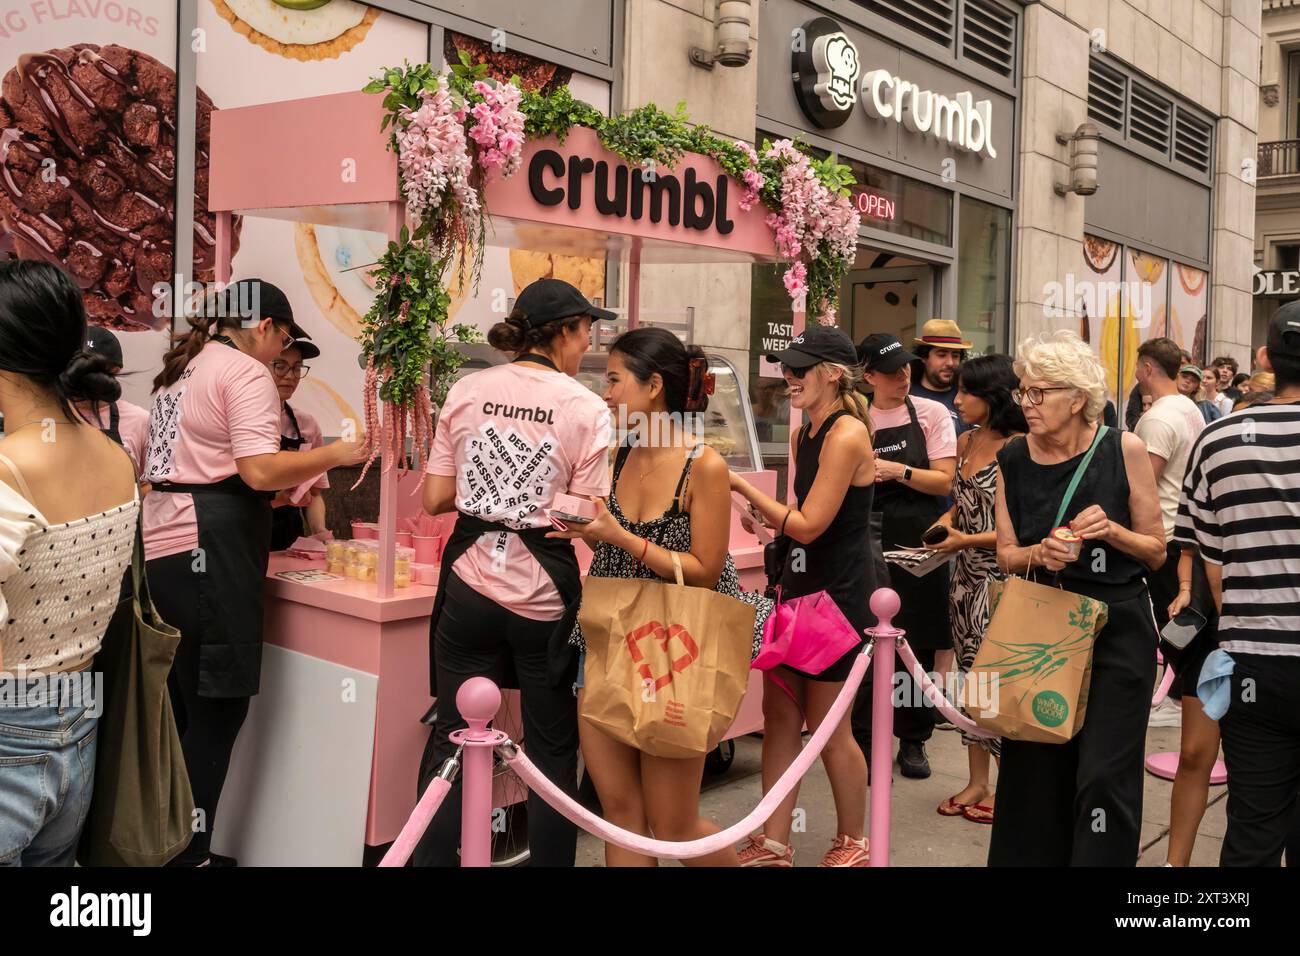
[752,588,861,677]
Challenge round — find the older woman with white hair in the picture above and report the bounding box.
[988,330,1166,866]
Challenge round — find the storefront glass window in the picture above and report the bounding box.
[956,196,1011,355]
[757,131,952,247]
[748,263,797,499]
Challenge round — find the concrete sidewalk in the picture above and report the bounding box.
[574,722,1227,866]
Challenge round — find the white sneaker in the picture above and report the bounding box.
[1148,698,1182,729]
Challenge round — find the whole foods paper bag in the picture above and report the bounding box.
[578,574,755,759]
[966,576,1108,745]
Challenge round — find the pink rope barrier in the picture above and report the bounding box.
[500,646,875,861]
[378,777,452,867]
[895,642,998,740]
[1151,659,1176,708]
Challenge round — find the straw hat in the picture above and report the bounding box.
[914,318,973,350]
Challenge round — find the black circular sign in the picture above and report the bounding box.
[791,16,859,130]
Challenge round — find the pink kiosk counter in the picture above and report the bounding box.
[205,91,796,865]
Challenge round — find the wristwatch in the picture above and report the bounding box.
[902,466,914,482]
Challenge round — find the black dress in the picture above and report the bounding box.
[989,427,1158,867]
[779,409,875,683]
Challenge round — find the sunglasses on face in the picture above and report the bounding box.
[782,363,816,379]
[1011,386,1071,406]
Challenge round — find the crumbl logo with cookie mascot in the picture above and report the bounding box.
[811,29,859,114]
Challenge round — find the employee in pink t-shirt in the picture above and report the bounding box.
[853,332,958,783]
[74,326,150,474]
[268,338,330,550]
[415,278,614,868]
[142,279,366,867]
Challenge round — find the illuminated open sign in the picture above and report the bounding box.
[856,191,896,221]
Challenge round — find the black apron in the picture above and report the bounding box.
[426,352,582,695]
[872,397,951,650]
[149,335,275,699]
[269,402,309,552]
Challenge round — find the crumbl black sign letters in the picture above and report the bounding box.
[528,149,736,234]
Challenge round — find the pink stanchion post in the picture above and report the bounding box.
[450,677,508,868]
[866,588,903,868]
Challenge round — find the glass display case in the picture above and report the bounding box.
[450,342,764,472]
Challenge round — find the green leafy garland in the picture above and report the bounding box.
[359,56,860,447]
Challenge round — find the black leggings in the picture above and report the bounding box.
[413,573,580,867]
[147,551,251,865]
[988,588,1157,866]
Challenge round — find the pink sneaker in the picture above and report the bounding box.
[819,834,870,867]
[738,833,795,867]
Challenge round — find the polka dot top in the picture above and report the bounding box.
[0,480,139,675]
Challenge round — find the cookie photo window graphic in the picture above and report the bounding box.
[0,44,239,329]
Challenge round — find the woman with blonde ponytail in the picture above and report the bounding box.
[729,324,876,867]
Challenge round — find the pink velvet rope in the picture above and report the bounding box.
[378,777,452,867]
[894,642,998,740]
[501,646,874,860]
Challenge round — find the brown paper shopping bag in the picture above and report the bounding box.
[966,575,1108,744]
[579,553,755,759]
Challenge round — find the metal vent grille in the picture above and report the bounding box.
[961,0,1016,77]
[1087,57,1126,132]
[859,0,956,48]
[1173,107,1213,174]
[1129,81,1173,154]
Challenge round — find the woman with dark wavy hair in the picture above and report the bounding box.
[928,353,1025,826]
[0,260,139,865]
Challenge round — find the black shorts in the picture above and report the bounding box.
[1164,625,1220,699]
[781,640,863,683]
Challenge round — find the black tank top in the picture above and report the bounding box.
[997,427,1144,595]
[779,409,875,631]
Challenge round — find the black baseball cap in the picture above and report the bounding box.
[858,332,919,373]
[284,339,320,360]
[1268,301,1300,357]
[226,278,311,342]
[514,278,616,329]
[84,326,123,369]
[765,324,858,369]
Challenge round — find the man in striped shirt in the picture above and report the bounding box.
[1175,303,1300,866]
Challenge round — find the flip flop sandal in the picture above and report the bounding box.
[937,797,969,816]
[962,803,995,824]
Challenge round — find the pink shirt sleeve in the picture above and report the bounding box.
[917,398,957,462]
[426,382,464,477]
[224,362,282,460]
[118,402,150,477]
[568,406,613,497]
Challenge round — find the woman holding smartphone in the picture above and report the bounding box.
[927,355,1025,824]
[1160,547,1221,866]
[560,327,769,867]
[729,325,876,867]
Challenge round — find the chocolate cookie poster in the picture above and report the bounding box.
[0,3,181,407]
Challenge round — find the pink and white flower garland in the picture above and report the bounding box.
[467,79,526,180]
[394,75,527,226]
[760,139,860,322]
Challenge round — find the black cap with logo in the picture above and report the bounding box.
[1268,300,1300,357]
[84,326,124,369]
[765,323,858,369]
[857,332,920,373]
[222,278,311,342]
[514,278,617,329]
